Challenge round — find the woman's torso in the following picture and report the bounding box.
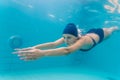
[79,33,100,50]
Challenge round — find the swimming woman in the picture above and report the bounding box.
[13,23,119,61]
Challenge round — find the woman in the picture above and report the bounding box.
[13,23,119,61]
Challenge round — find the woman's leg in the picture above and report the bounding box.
[103,26,119,39]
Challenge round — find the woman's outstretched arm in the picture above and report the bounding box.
[13,37,85,61]
[33,38,64,49]
[15,37,64,51]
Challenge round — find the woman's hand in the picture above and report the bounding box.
[14,47,35,51]
[13,48,44,61]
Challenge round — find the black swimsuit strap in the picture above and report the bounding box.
[80,36,97,51]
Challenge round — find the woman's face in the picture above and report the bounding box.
[63,34,78,46]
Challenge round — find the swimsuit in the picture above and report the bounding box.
[80,28,104,51]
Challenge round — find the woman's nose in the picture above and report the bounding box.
[64,39,68,43]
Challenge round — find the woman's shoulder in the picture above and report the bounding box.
[78,35,88,42]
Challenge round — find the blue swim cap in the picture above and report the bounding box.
[63,23,78,37]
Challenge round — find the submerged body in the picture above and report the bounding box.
[13,23,119,61]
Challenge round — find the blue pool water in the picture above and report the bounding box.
[0,0,120,80]
[0,66,120,80]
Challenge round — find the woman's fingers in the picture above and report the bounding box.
[13,48,41,61]
[17,52,35,61]
[20,56,37,61]
[13,51,28,54]
[14,47,33,51]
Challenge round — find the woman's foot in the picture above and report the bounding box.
[110,26,120,32]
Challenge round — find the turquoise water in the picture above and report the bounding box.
[0,0,120,80]
[1,66,120,80]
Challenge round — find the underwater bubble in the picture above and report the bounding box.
[9,35,23,49]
